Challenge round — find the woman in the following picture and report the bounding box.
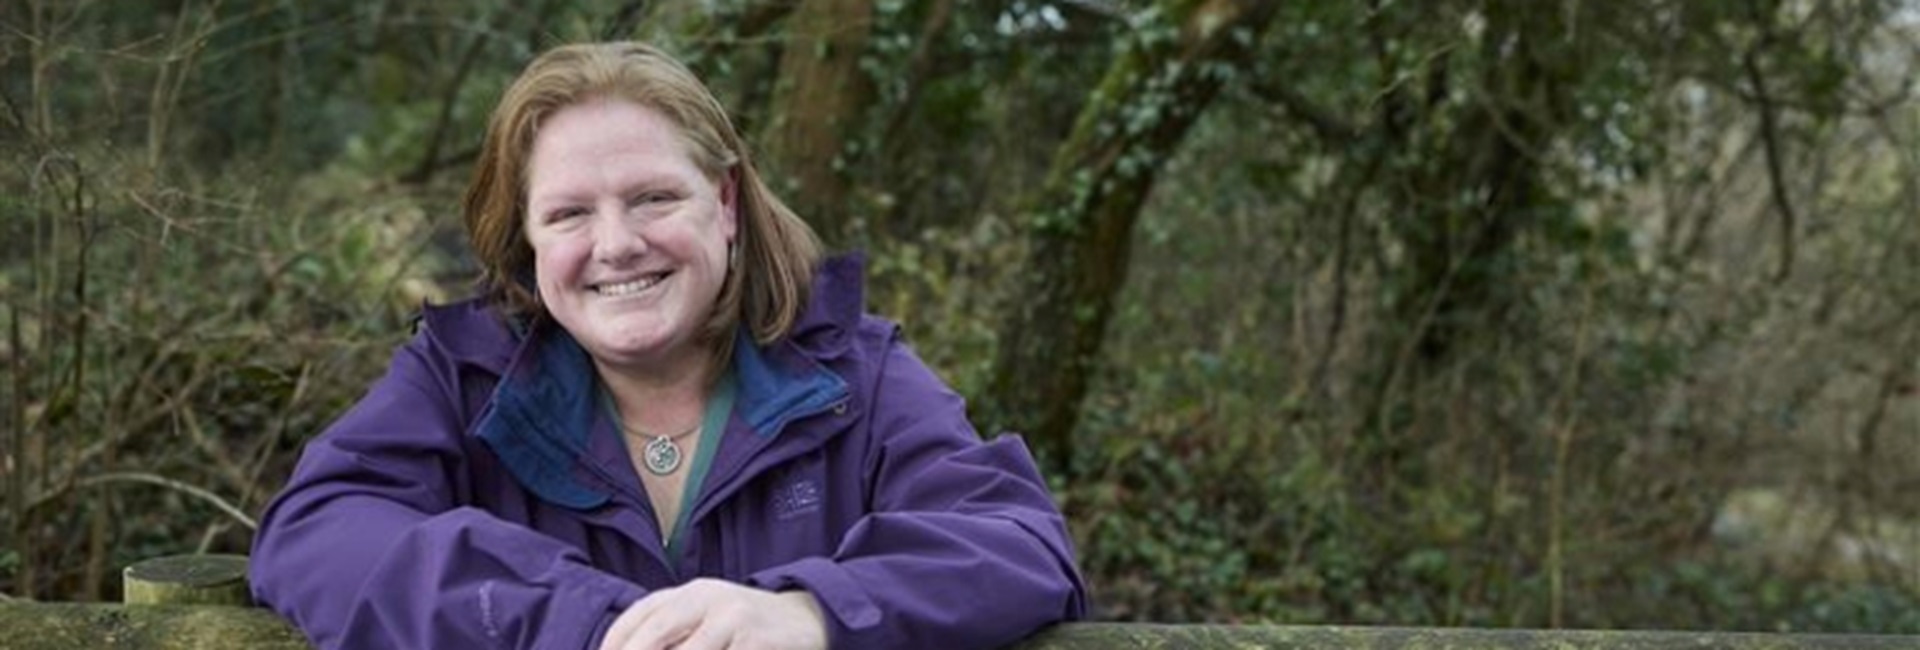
[250,42,1087,650]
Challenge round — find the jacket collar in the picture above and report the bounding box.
[468,254,863,511]
[737,253,864,434]
[784,252,866,361]
[475,324,610,509]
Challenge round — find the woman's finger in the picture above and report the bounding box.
[621,589,701,650]
[662,615,732,650]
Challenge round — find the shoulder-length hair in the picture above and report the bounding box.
[463,42,821,367]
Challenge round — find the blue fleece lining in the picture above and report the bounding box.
[477,326,847,512]
[732,330,847,436]
[475,328,609,510]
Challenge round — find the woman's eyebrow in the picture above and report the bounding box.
[526,181,596,206]
[525,191,582,211]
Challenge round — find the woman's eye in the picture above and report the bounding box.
[546,207,586,223]
[630,191,676,207]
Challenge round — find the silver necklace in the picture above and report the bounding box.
[626,422,701,476]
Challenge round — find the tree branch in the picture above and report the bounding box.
[33,472,257,532]
[600,0,650,40]
[985,0,1282,472]
[1742,40,1797,284]
[1252,77,1359,143]
[401,23,490,185]
[738,0,803,38]
[878,0,957,147]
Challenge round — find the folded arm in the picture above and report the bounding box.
[744,340,1090,649]
[250,336,646,650]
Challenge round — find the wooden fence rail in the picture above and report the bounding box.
[0,555,1914,649]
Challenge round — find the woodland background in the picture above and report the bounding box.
[4,0,1919,633]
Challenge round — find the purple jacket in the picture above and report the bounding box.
[250,256,1087,649]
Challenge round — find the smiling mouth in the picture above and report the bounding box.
[593,271,671,296]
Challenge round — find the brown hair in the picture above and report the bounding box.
[463,42,821,366]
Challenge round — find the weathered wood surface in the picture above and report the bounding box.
[1011,623,1920,649]
[2,604,1916,650]
[0,603,308,650]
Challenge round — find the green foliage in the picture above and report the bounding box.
[0,0,493,598]
[865,214,1025,399]
[1036,0,1920,632]
[0,145,439,599]
[1620,560,1920,634]
[1789,585,1920,634]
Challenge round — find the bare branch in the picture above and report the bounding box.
[1742,41,1798,283]
[402,18,492,185]
[33,471,257,531]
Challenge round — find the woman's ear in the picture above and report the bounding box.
[720,168,740,242]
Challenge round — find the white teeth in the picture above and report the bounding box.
[596,274,664,296]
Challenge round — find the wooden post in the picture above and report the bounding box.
[123,554,253,607]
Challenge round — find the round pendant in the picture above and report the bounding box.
[643,436,682,475]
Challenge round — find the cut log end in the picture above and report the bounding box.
[123,554,252,607]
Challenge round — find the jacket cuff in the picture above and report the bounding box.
[556,563,647,650]
[746,557,881,647]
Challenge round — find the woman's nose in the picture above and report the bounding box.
[591,207,648,264]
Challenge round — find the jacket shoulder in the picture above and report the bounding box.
[788,253,896,359]
[414,297,518,372]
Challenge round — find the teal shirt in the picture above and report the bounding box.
[601,372,737,560]
[668,373,734,558]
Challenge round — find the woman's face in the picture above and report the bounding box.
[523,97,736,376]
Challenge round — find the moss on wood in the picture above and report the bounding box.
[0,603,309,650]
[122,554,252,607]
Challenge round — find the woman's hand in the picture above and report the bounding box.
[598,579,829,650]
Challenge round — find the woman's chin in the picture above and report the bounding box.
[583,331,703,370]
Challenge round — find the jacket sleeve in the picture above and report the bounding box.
[744,338,1090,649]
[249,333,646,650]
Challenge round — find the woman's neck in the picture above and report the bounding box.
[595,350,715,434]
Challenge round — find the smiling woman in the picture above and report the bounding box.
[525,98,738,402]
[246,42,1087,650]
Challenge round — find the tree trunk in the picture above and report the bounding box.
[1373,2,1567,389]
[761,0,875,248]
[983,0,1279,473]
[1353,0,1575,566]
